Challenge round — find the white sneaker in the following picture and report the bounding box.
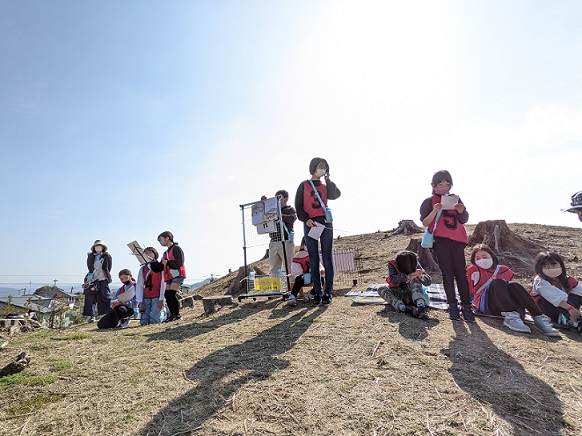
[501,312,531,333]
[286,295,298,307]
[533,315,561,337]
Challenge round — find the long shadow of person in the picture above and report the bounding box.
[143,299,282,343]
[443,321,564,435]
[377,305,439,341]
[141,306,325,435]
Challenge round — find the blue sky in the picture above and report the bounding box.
[1,1,581,289]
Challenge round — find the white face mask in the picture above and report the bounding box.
[316,168,326,177]
[94,246,103,254]
[475,258,493,269]
[542,267,563,278]
[145,253,155,262]
[159,239,167,247]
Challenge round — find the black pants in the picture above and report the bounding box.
[97,305,132,329]
[82,280,112,317]
[291,276,323,297]
[165,290,180,317]
[486,279,542,318]
[538,293,582,323]
[432,237,470,306]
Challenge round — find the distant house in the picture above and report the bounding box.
[34,286,78,304]
[0,296,52,317]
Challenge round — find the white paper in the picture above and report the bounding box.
[251,202,265,225]
[117,286,136,303]
[263,197,278,215]
[256,220,277,234]
[308,222,326,240]
[441,194,459,210]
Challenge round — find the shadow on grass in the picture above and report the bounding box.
[443,322,565,435]
[143,298,281,343]
[141,306,325,435]
[377,305,439,341]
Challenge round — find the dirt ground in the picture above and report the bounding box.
[1,223,581,435]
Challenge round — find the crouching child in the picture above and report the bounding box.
[97,269,138,329]
[379,250,431,319]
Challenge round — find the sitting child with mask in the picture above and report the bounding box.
[97,269,138,329]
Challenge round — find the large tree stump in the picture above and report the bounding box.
[391,220,424,235]
[202,296,233,315]
[406,238,440,273]
[0,352,30,377]
[468,220,547,277]
[226,266,267,295]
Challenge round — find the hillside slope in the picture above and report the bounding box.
[0,223,581,435]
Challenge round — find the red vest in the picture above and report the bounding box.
[142,266,163,299]
[430,195,468,244]
[303,180,328,219]
[292,254,310,274]
[162,245,187,282]
[467,264,513,309]
[386,260,404,288]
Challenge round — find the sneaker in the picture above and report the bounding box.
[461,305,476,323]
[448,306,461,321]
[321,294,332,305]
[413,307,430,320]
[118,319,130,328]
[575,316,582,334]
[312,294,322,305]
[533,315,561,337]
[173,314,182,322]
[303,293,314,303]
[286,295,298,307]
[501,311,531,333]
[396,302,407,313]
[88,316,96,323]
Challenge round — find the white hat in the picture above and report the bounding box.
[562,191,582,213]
[91,239,108,252]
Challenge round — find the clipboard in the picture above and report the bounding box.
[441,194,459,210]
[117,286,135,303]
[307,222,326,240]
[127,241,149,265]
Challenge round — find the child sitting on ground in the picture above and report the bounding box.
[97,269,138,329]
[379,250,431,319]
[531,251,582,332]
[467,244,559,336]
[286,238,323,306]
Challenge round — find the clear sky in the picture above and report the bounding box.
[1,0,581,289]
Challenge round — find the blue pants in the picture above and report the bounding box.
[141,297,161,325]
[304,221,334,295]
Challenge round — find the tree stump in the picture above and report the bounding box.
[0,352,30,377]
[391,220,424,235]
[406,238,440,273]
[468,220,547,277]
[202,296,233,315]
[226,266,267,295]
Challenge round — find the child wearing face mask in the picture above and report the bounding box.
[294,157,341,305]
[136,247,166,325]
[531,252,582,331]
[420,170,474,322]
[286,237,323,306]
[97,269,138,329]
[467,245,559,336]
[153,231,186,322]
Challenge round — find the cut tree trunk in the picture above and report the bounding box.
[406,238,440,273]
[202,296,233,315]
[468,220,547,277]
[0,352,30,377]
[226,266,267,295]
[391,220,424,235]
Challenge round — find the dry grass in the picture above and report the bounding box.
[1,223,581,435]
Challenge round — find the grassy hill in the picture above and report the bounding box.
[1,223,581,435]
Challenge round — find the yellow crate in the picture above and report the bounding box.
[253,277,281,291]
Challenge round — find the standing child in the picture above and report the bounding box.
[467,245,559,336]
[294,157,341,305]
[97,269,138,329]
[155,231,186,322]
[379,250,431,319]
[420,170,474,321]
[136,247,166,325]
[531,252,582,332]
